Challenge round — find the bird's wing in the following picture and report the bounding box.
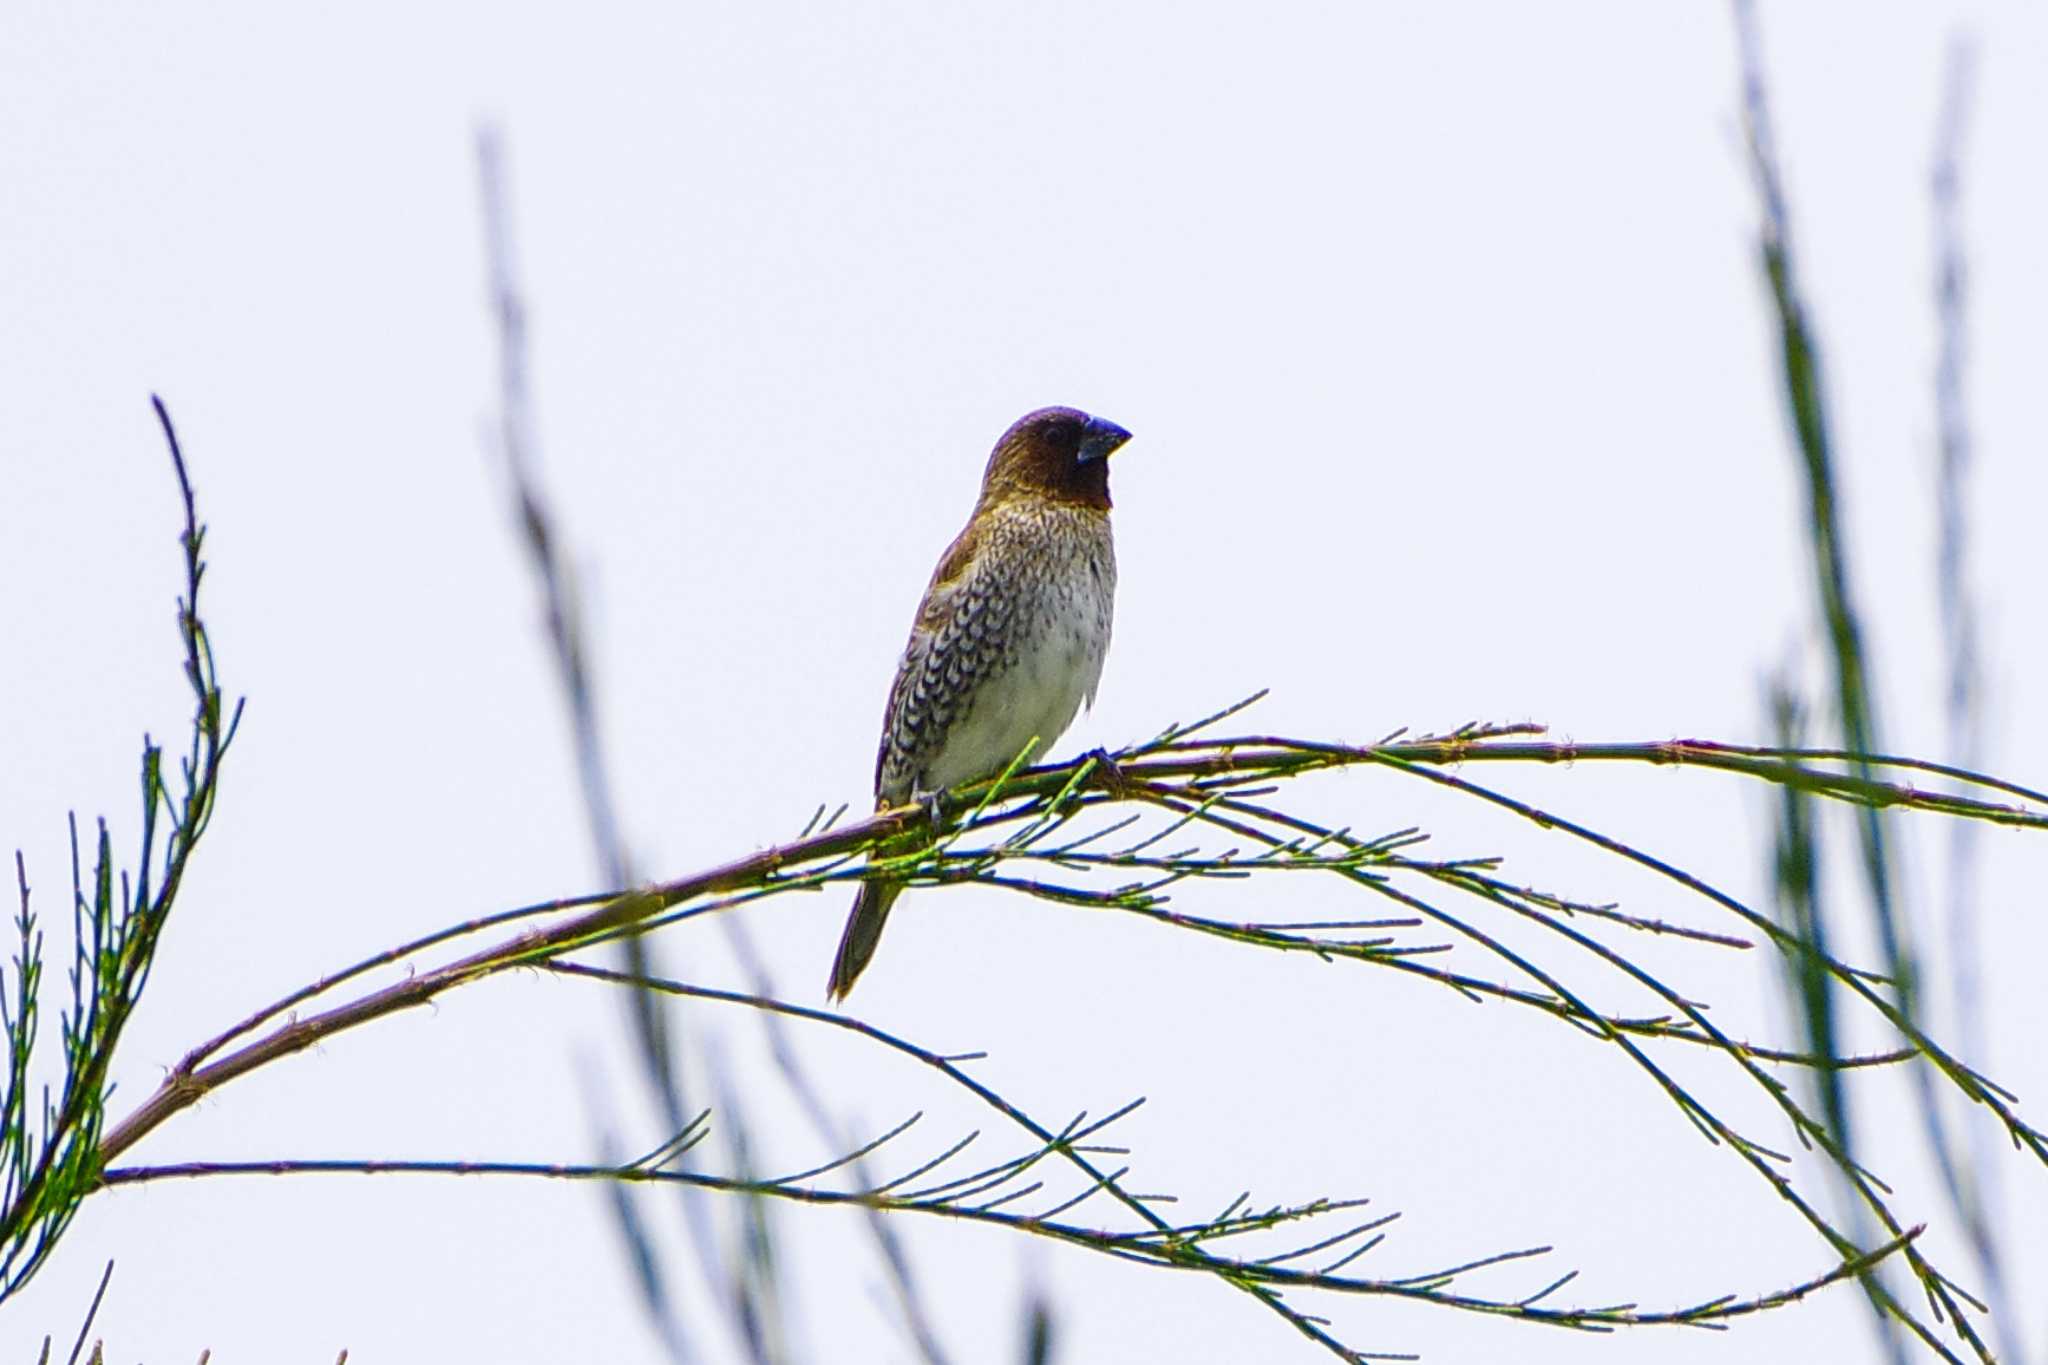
[873,514,1009,804]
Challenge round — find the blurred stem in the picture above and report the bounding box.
[474,123,711,1360]
[1768,686,1847,1170]
[1734,0,1913,1007]
[1927,34,2016,1364]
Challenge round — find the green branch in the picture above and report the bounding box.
[0,398,241,1299]
[7,412,2039,1361]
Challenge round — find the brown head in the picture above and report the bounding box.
[977,406,1132,511]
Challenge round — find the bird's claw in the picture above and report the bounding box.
[1086,747,1143,800]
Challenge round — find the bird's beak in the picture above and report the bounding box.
[1077,415,1132,463]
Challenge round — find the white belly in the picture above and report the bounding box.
[920,566,1112,793]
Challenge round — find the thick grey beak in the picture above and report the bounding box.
[1077,415,1132,462]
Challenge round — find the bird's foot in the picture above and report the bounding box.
[920,789,948,838]
[1085,747,1145,800]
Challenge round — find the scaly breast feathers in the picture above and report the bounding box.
[877,510,1113,804]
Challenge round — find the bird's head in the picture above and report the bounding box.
[979,406,1132,511]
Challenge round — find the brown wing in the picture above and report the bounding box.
[871,513,1014,805]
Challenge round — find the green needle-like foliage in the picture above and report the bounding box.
[0,398,242,1300]
[9,403,2046,1362]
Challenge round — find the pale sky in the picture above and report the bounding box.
[3,3,2045,1362]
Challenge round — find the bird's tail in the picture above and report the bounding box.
[828,878,903,1001]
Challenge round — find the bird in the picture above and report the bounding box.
[827,406,1132,1001]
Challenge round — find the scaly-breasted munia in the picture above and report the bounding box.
[827,406,1132,1000]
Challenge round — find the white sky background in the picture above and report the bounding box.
[3,2,2045,1361]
